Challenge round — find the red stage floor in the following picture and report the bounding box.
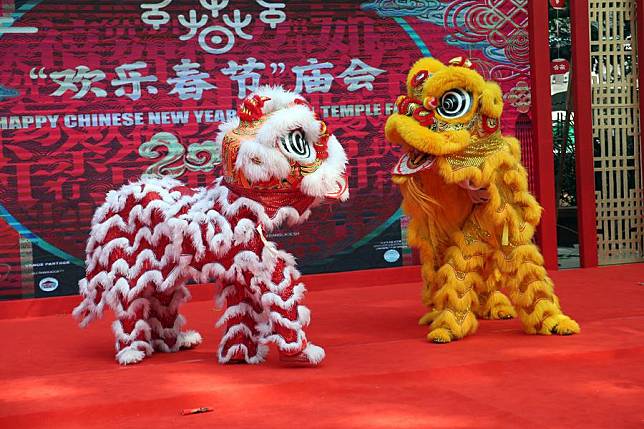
[1,264,643,428]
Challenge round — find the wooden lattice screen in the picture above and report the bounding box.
[589,0,644,264]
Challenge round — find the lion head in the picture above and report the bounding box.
[216,86,349,206]
[385,57,505,187]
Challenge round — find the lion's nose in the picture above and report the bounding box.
[394,95,436,127]
[423,96,438,110]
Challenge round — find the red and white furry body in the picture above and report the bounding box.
[73,86,348,365]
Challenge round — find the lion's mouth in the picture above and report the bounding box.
[392,148,435,176]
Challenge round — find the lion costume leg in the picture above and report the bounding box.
[112,287,154,365]
[417,246,440,326]
[216,282,267,364]
[407,215,440,326]
[424,222,492,343]
[476,288,516,320]
[476,259,516,320]
[256,253,325,365]
[496,244,580,335]
[149,285,202,353]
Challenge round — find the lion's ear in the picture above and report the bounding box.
[479,82,504,119]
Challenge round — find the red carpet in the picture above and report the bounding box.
[1,264,643,428]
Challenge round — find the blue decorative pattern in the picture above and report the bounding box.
[392,17,432,57]
[361,1,511,64]
[0,84,19,101]
[361,0,450,24]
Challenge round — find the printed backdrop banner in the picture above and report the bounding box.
[0,0,532,300]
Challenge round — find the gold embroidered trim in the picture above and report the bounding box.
[445,132,506,171]
[233,117,266,135]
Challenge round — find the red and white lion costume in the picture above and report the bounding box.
[73,86,349,366]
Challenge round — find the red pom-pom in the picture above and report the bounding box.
[481,115,499,134]
[411,70,429,88]
[315,134,330,160]
[412,108,435,127]
[238,95,269,121]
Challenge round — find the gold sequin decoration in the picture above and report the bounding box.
[445,132,506,171]
[232,117,267,136]
[446,262,466,281]
[222,134,240,182]
[464,219,491,240]
[445,307,471,325]
[457,286,473,299]
[464,233,477,245]
[430,113,480,133]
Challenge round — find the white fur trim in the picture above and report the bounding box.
[149,314,185,339]
[218,343,269,364]
[116,347,147,365]
[263,330,307,353]
[301,343,325,364]
[267,310,307,331]
[298,305,312,327]
[150,318,186,353]
[254,85,304,113]
[215,284,237,309]
[215,302,262,328]
[301,135,349,199]
[235,140,291,182]
[214,179,311,231]
[111,296,151,320]
[260,284,306,310]
[112,318,152,345]
[178,330,202,349]
[233,218,256,245]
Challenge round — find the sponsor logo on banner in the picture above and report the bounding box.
[384,249,400,263]
[38,277,59,292]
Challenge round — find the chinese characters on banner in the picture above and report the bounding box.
[29,57,385,101]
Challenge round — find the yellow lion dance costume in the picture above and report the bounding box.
[385,57,580,343]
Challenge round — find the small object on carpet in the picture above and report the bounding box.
[180,407,213,416]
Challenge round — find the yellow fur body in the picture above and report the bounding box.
[387,57,579,342]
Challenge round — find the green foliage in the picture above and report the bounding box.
[553,116,576,207]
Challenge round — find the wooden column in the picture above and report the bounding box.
[528,1,559,269]
[570,0,599,267]
[638,0,644,176]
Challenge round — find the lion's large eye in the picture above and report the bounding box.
[436,89,473,119]
[279,128,314,161]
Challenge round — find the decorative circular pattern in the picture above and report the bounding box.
[503,29,530,65]
[436,89,473,119]
[279,128,314,162]
[505,80,532,114]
